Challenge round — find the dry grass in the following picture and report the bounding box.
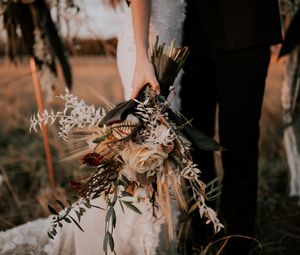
[0,55,299,254]
[253,55,300,255]
[0,56,123,229]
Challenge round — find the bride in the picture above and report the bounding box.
[0,0,186,254]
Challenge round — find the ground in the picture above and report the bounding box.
[0,55,299,255]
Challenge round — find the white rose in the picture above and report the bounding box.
[121,142,168,176]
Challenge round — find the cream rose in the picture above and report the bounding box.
[121,142,168,176]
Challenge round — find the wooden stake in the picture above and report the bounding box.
[29,58,56,195]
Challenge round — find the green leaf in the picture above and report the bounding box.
[56,199,65,210]
[205,177,220,188]
[83,201,91,209]
[205,177,222,201]
[119,200,125,213]
[50,228,57,236]
[48,205,59,215]
[109,173,119,181]
[92,136,106,143]
[107,232,115,252]
[112,208,116,228]
[103,231,109,254]
[121,191,133,197]
[120,174,130,187]
[122,201,142,214]
[64,217,71,223]
[47,231,54,239]
[112,194,118,206]
[106,206,113,223]
[66,207,72,214]
[156,94,167,102]
[90,204,105,210]
[75,210,81,222]
[69,215,84,232]
[79,207,86,214]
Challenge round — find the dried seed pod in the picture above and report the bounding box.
[81,152,103,167]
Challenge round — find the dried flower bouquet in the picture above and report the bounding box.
[30,38,223,254]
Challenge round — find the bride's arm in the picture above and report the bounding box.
[130,0,160,99]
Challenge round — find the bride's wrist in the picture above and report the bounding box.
[136,50,150,62]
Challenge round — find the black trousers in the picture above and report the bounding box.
[180,22,271,254]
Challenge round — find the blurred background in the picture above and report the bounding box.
[0,0,300,254]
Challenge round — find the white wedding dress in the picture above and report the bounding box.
[0,1,185,254]
[117,0,185,108]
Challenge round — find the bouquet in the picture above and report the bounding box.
[30,38,223,254]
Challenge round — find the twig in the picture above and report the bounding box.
[0,71,32,88]
[0,215,15,228]
[279,230,300,239]
[0,164,27,222]
[216,238,229,255]
[201,234,262,255]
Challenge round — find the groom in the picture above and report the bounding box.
[180,0,282,254]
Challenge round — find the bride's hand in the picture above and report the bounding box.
[130,57,160,99]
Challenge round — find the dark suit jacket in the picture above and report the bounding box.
[185,0,283,50]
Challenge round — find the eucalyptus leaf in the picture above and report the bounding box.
[109,173,119,181]
[56,199,65,210]
[112,194,118,206]
[105,206,114,223]
[69,215,84,232]
[107,232,115,252]
[121,174,130,185]
[92,136,106,144]
[48,205,59,215]
[122,201,142,214]
[47,232,54,239]
[64,217,71,223]
[79,207,86,214]
[121,191,133,197]
[112,208,116,228]
[83,201,91,209]
[90,204,105,210]
[50,228,57,236]
[103,231,109,254]
[119,200,125,213]
[75,210,81,222]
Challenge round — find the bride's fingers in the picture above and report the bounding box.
[130,82,160,99]
[130,80,160,99]
[149,77,160,95]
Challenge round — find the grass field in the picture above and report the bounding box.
[0,55,299,255]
